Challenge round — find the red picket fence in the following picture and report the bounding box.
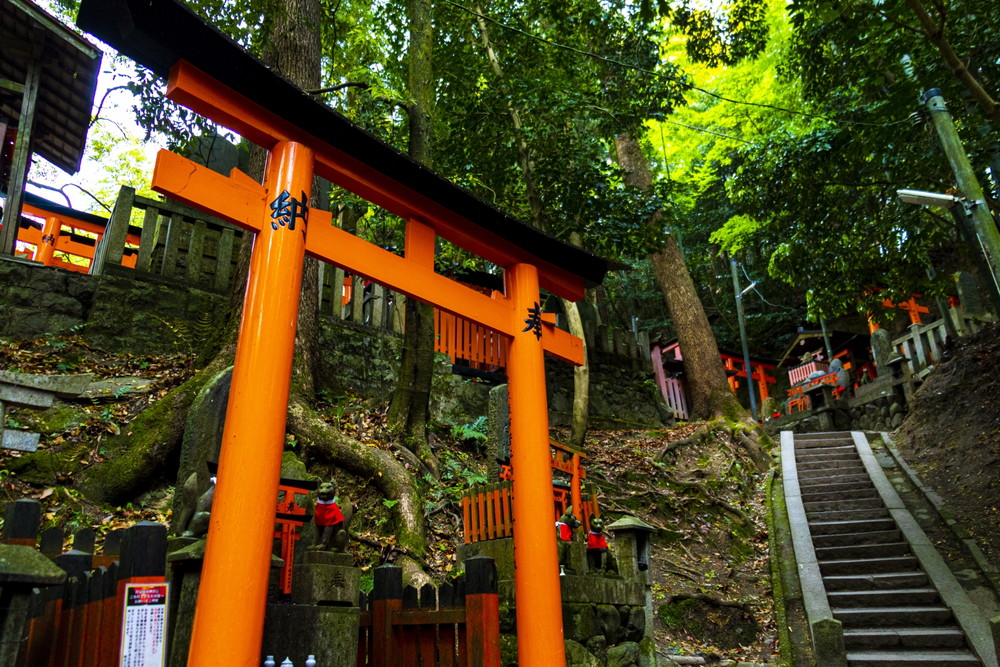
[357,558,500,667]
[435,309,507,372]
[1,500,167,667]
[461,480,600,545]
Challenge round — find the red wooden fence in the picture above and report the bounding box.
[0,499,167,667]
[357,558,500,666]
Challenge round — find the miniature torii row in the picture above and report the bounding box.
[77,1,616,665]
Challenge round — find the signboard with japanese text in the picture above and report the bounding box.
[119,583,169,667]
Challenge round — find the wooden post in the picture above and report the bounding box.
[135,206,161,272]
[113,523,167,667]
[186,141,313,667]
[0,59,40,256]
[372,564,402,667]
[504,262,566,666]
[2,499,40,546]
[89,187,135,276]
[464,556,500,667]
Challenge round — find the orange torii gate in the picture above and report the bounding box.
[78,2,615,666]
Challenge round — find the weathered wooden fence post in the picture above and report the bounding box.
[464,556,500,667]
[90,186,135,276]
[0,500,65,667]
[372,564,402,667]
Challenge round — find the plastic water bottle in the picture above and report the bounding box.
[264,657,275,667]
[281,659,293,667]
[306,656,317,667]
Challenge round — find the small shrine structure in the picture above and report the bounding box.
[0,0,101,255]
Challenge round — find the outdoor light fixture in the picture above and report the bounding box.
[896,189,964,209]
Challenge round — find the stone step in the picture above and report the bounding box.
[805,497,886,514]
[828,587,942,608]
[794,435,856,448]
[843,626,967,649]
[833,605,954,627]
[796,444,857,457]
[809,518,897,535]
[824,571,929,591]
[801,488,879,504]
[798,477,874,493]
[845,649,980,666]
[819,555,921,576]
[815,541,911,561]
[798,464,868,479]
[812,529,902,548]
[797,454,862,469]
[807,507,891,523]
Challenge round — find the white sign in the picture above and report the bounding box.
[119,583,169,667]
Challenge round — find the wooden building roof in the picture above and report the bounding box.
[0,0,101,174]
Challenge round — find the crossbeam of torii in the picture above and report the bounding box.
[78,2,616,666]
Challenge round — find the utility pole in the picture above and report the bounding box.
[923,88,1000,288]
[730,259,758,421]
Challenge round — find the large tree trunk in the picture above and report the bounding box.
[614,132,746,420]
[386,0,440,480]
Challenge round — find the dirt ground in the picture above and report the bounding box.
[891,320,1000,565]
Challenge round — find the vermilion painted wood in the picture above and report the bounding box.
[184,142,313,667]
[153,150,585,371]
[465,594,501,667]
[22,202,141,246]
[163,60,586,302]
[505,263,567,666]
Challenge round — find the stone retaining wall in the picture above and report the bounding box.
[2,258,665,428]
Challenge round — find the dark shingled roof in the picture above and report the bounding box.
[0,0,101,174]
[75,0,624,290]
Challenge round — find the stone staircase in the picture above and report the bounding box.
[790,431,991,666]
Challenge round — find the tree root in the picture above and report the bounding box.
[658,423,712,460]
[736,429,770,473]
[287,399,430,585]
[76,369,212,504]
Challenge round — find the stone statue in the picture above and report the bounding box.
[586,517,617,574]
[180,473,216,538]
[309,481,353,552]
[555,506,582,570]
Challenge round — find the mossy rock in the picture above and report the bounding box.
[6,441,89,485]
[30,402,89,433]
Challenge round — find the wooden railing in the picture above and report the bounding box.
[651,344,689,420]
[90,186,245,292]
[787,361,829,386]
[462,482,514,543]
[462,481,601,546]
[357,559,500,666]
[435,309,507,371]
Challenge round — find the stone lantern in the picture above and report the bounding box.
[607,515,656,641]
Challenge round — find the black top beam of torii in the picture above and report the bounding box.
[76,0,622,300]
